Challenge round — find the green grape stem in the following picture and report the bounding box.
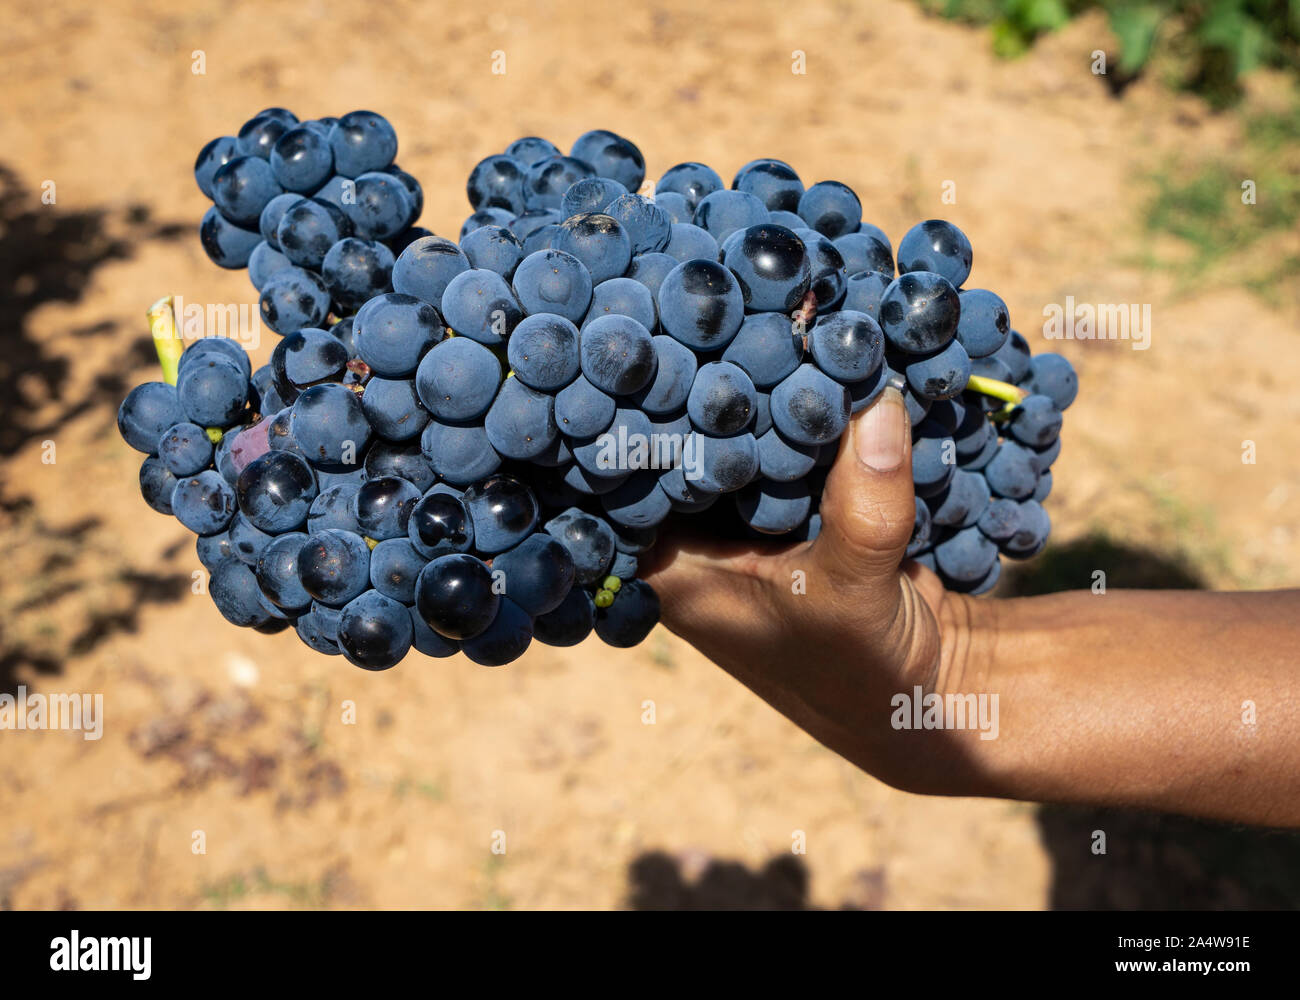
[965,375,1027,406]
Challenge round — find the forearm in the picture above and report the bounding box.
[946,589,1300,826]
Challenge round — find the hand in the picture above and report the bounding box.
[643,387,985,794]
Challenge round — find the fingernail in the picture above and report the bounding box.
[854,386,906,472]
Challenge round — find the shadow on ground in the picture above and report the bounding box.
[999,532,1207,595]
[0,163,191,693]
[626,851,886,910]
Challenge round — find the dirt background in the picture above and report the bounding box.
[2,0,1299,909]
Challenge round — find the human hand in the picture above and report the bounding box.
[643,386,986,794]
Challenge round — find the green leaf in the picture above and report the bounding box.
[1109,5,1163,75]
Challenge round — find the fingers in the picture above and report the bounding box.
[809,387,917,589]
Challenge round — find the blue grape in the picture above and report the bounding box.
[296,609,342,655]
[798,228,848,312]
[177,357,248,427]
[409,605,461,657]
[172,470,237,535]
[309,484,361,535]
[687,361,756,436]
[808,309,884,383]
[344,171,413,240]
[368,537,428,604]
[158,422,214,476]
[605,194,672,254]
[580,314,656,395]
[544,507,616,584]
[1026,353,1078,410]
[118,382,184,453]
[338,590,412,670]
[955,288,1010,358]
[664,223,719,263]
[461,207,515,239]
[236,114,289,159]
[1003,500,1050,558]
[364,440,435,491]
[911,429,956,498]
[1031,436,1061,470]
[928,469,991,528]
[658,464,719,512]
[212,155,283,226]
[485,377,558,460]
[493,532,576,616]
[199,207,261,268]
[722,313,803,389]
[905,339,971,400]
[553,212,631,283]
[524,155,595,210]
[583,276,657,331]
[756,428,818,482]
[991,329,1032,382]
[555,375,616,438]
[298,528,372,607]
[897,220,972,288]
[140,455,179,514]
[420,419,501,484]
[354,292,444,377]
[562,463,629,497]
[841,269,891,321]
[572,405,651,476]
[736,477,812,534]
[358,378,426,441]
[906,496,932,557]
[833,232,894,278]
[236,450,318,532]
[656,162,724,213]
[270,126,333,192]
[653,191,691,224]
[258,192,301,249]
[459,225,524,279]
[692,189,768,243]
[328,111,398,178]
[384,165,423,228]
[408,490,474,558]
[934,526,998,584]
[466,154,527,213]
[601,471,673,528]
[657,259,744,351]
[391,236,470,310]
[312,175,355,212]
[196,530,235,572]
[416,553,499,639]
[976,497,1021,542]
[273,327,348,387]
[505,136,561,164]
[1032,470,1053,502]
[508,313,581,391]
[290,383,371,467]
[768,210,805,229]
[561,176,629,218]
[209,559,273,628]
[570,129,645,191]
[723,224,811,312]
[510,249,593,325]
[259,266,331,334]
[508,208,561,241]
[461,597,534,666]
[611,551,639,578]
[879,271,960,354]
[797,180,861,238]
[593,579,660,647]
[431,266,526,346]
[693,432,759,493]
[255,531,312,613]
[248,241,291,289]
[353,476,421,540]
[1007,394,1063,447]
[414,337,501,422]
[631,335,697,416]
[462,474,539,553]
[322,237,394,308]
[625,251,678,299]
[522,223,561,254]
[533,587,595,646]
[229,511,274,565]
[195,135,240,198]
[982,440,1040,500]
[733,159,804,213]
[770,364,850,446]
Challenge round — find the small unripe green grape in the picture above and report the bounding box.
[601,575,622,593]
[594,588,614,608]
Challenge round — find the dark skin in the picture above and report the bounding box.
[643,387,1300,828]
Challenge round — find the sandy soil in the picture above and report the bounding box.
[1,0,1298,909]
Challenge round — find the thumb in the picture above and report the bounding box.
[810,385,916,588]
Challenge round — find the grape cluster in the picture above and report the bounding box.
[120,112,1076,670]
